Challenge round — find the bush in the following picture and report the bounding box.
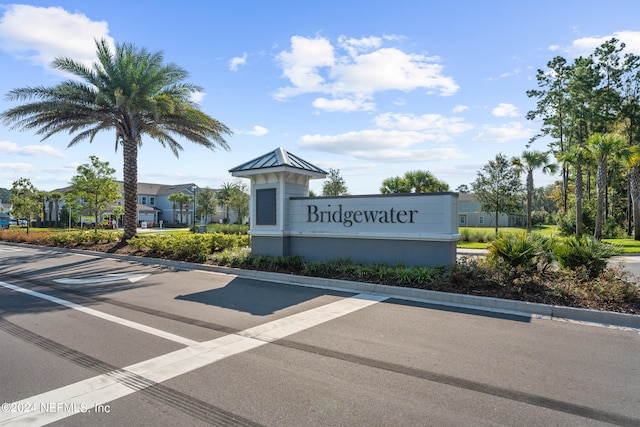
[0,229,52,244]
[48,230,122,245]
[553,235,621,279]
[459,228,495,243]
[487,233,540,271]
[557,202,596,236]
[206,223,249,235]
[530,210,549,227]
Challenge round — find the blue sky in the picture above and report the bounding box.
[1,1,640,195]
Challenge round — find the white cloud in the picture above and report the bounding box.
[337,35,383,57]
[374,112,473,136]
[0,140,66,158]
[0,162,36,174]
[473,122,533,143]
[245,125,269,136]
[229,52,247,71]
[312,97,375,112]
[351,147,467,162]
[298,128,467,162]
[452,105,469,113]
[190,91,205,104]
[566,30,640,57]
[298,129,466,162]
[0,5,113,70]
[492,103,519,117]
[274,36,335,99]
[274,35,459,104]
[299,129,429,151]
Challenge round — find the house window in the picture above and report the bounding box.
[478,216,485,225]
[141,196,147,205]
[459,215,466,225]
[149,197,155,206]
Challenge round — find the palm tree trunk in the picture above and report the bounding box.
[575,163,584,238]
[526,170,533,233]
[54,199,59,228]
[123,139,138,240]
[630,165,640,240]
[594,157,607,239]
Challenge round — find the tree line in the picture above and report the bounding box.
[527,37,640,240]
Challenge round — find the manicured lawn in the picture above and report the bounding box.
[457,225,640,254]
[603,238,640,254]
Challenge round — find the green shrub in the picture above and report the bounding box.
[553,235,621,278]
[209,233,250,252]
[47,230,121,245]
[460,228,471,242]
[206,223,249,235]
[488,233,538,270]
[172,235,211,262]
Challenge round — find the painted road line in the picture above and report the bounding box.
[53,274,149,284]
[0,293,387,426]
[0,281,198,347]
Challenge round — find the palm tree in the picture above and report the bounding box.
[167,193,180,224]
[588,133,630,239]
[1,39,231,241]
[558,146,591,238]
[514,150,558,233]
[380,176,410,194]
[49,192,63,228]
[404,170,450,193]
[174,193,190,225]
[216,182,236,223]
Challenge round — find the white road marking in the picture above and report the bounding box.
[53,273,149,284]
[0,293,387,426]
[0,247,22,253]
[0,281,198,346]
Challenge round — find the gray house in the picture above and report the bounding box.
[53,181,241,227]
[457,193,524,228]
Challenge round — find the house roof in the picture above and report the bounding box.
[457,193,476,202]
[54,182,199,197]
[229,147,327,177]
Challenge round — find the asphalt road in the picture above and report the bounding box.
[0,243,639,426]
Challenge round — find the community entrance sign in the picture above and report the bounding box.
[230,148,460,267]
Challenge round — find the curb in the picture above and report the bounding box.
[20,243,639,331]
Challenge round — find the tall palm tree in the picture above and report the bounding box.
[380,176,410,194]
[175,193,190,225]
[167,192,180,224]
[1,39,231,241]
[558,146,590,238]
[404,170,450,193]
[216,182,236,223]
[588,133,630,239]
[49,192,63,228]
[514,150,558,233]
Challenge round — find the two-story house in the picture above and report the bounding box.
[53,181,242,227]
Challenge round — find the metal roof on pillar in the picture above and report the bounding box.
[229,147,327,178]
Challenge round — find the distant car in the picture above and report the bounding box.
[9,220,17,226]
